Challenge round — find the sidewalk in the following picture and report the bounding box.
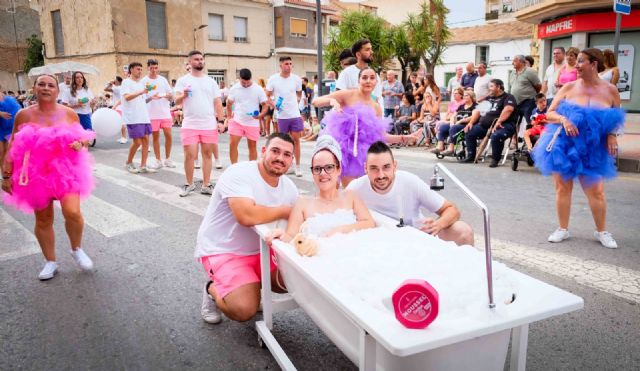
[619,113,640,173]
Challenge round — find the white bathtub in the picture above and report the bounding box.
[254,213,583,371]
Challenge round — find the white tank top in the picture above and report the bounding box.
[599,69,613,83]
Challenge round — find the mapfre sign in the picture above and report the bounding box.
[539,17,575,38]
[538,11,640,39]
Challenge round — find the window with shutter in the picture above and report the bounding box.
[275,16,283,38]
[234,17,248,43]
[290,18,307,38]
[146,1,168,49]
[208,14,223,40]
[51,10,64,56]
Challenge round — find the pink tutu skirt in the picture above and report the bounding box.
[3,123,95,213]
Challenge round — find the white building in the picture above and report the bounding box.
[434,21,533,93]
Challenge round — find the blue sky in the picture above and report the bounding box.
[444,0,485,28]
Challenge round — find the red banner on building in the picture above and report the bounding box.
[539,11,640,39]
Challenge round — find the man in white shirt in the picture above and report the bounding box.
[335,39,383,107]
[225,68,268,164]
[174,50,224,197]
[142,59,175,169]
[541,47,565,105]
[347,141,474,246]
[266,56,303,177]
[196,133,298,324]
[104,76,127,144]
[219,81,229,108]
[58,74,71,99]
[447,66,463,96]
[473,62,492,102]
[121,62,156,174]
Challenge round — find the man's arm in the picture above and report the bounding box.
[420,200,460,235]
[228,197,292,227]
[493,104,515,131]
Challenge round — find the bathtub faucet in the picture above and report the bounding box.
[430,163,496,309]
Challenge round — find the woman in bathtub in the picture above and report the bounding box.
[268,135,375,243]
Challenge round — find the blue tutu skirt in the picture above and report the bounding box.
[321,104,387,178]
[532,100,625,185]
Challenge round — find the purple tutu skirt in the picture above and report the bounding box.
[532,100,625,186]
[321,104,387,178]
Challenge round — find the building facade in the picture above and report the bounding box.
[434,21,533,93]
[514,0,640,111]
[0,0,40,91]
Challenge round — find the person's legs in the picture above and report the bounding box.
[524,130,533,151]
[264,116,272,136]
[200,143,214,185]
[553,174,573,230]
[34,203,55,261]
[0,141,7,173]
[183,144,198,185]
[247,139,257,161]
[60,194,84,249]
[437,221,474,246]
[127,138,142,165]
[580,178,607,232]
[162,126,172,160]
[140,135,150,168]
[464,125,487,160]
[229,135,241,164]
[435,123,451,151]
[490,125,515,164]
[150,119,161,162]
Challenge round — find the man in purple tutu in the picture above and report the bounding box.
[266,56,303,177]
[348,141,475,246]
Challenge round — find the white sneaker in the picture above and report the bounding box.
[295,165,302,177]
[70,248,94,271]
[126,163,140,174]
[139,166,158,173]
[38,261,58,280]
[201,282,222,324]
[194,159,201,169]
[200,184,214,195]
[179,184,196,197]
[548,228,570,243]
[118,137,127,144]
[163,159,176,168]
[215,159,223,169]
[150,159,163,169]
[594,231,618,249]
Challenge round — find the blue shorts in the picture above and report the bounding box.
[277,117,304,133]
[127,123,152,139]
[78,113,93,130]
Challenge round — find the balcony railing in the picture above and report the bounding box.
[512,0,544,12]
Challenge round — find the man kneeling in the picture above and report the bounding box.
[195,133,298,323]
[347,141,474,246]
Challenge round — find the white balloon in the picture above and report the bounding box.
[91,108,122,137]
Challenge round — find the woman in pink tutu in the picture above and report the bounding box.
[312,67,418,187]
[1,75,95,280]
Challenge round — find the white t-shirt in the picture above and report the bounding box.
[141,75,172,120]
[58,82,70,96]
[228,82,267,127]
[175,74,221,130]
[266,73,302,120]
[474,74,492,100]
[335,64,384,106]
[60,87,94,115]
[544,63,559,99]
[194,161,299,257]
[347,170,445,228]
[120,78,150,124]
[111,85,122,105]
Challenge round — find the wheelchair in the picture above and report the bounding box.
[435,129,466,161]
[510,121,539,171]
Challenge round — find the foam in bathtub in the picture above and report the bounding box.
[392,279,439,329]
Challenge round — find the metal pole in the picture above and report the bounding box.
[613,12,622,64]
[316,0,324,122]
[434,163,495,308]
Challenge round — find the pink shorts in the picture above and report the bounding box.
[228,120,260,141]
[180,128,219,146]
[200,250,277,299]
[151,119,173,132]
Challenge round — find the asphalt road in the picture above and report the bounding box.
[1,129,639,370]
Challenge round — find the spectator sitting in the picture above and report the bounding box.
[524,93,548,152]
[433,90,478,155]
[410,93,439,144]
[392,92,417,134]
[436,87,464,133]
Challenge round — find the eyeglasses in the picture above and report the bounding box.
[310,164,337,175]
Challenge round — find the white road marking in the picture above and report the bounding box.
[73,196,158,237]
[486,237,640,304]
[0,208,40,261]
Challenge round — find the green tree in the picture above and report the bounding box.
[324,11,395,73]
[23,35,44,73]
[405,0,451,75]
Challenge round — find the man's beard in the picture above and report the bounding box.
[363,56,373,64]
[193,65,204,71]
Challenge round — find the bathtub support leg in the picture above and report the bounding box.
[509,324,529,371]
[260,239,273,329]
[359,330,376,371]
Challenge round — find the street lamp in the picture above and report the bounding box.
[193,24,208,49]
